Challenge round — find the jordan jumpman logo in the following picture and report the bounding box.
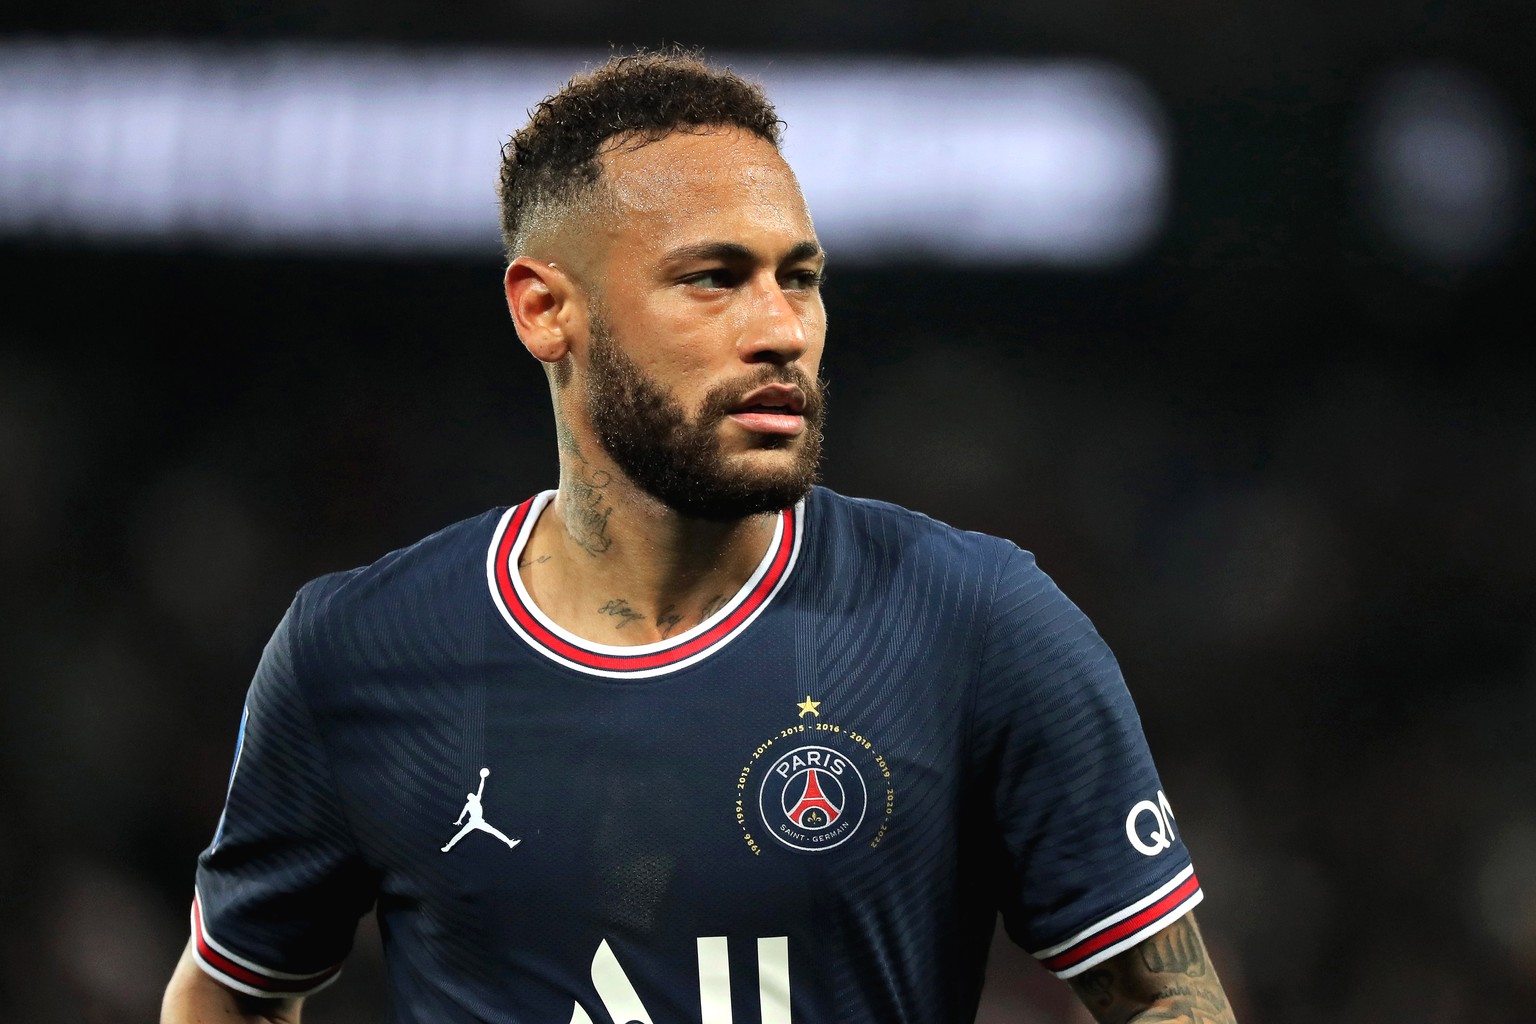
[441,767,520,853]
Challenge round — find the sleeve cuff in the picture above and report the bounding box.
[190,890,344,998]
[1031,865,1203,979]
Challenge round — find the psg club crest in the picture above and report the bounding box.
[735,698,894,855]
[761,745,866,850]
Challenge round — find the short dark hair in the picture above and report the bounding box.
[497,48,784,259]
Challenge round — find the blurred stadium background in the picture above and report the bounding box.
[3,3,1535,1022]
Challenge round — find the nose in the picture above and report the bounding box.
[737,272,812,365]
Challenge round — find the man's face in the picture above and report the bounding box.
[577,128,828,520]
[586,313,824,519]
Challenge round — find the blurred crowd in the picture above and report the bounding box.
[2,237,1533,1022]
[3,2,1536,1021]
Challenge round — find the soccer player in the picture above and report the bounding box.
[162,50,1237,1024]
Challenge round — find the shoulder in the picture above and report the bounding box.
[286,506,510,650]
[809,492,1113,675]
[805,487,1052,612]
[800,488,1050,648]
[806,486,1020,571]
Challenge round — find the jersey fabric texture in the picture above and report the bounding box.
[192,487,1201,1023]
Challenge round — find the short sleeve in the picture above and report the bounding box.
[972,546,1201,979]
[191,592,377,997]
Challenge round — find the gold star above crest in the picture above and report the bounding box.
[796,695,821,718]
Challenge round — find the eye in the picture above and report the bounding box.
[683,268,737,289]
[783,268,826,291]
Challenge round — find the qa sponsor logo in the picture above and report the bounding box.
[1125,789,1178,856]
[734,700,894,855]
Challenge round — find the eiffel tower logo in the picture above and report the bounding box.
[785,769,841,828]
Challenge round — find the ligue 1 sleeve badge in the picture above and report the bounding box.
[734,697,895,855]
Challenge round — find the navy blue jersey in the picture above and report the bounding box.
[192,487,1200,1023]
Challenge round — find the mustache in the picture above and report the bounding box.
[698,364,827,423]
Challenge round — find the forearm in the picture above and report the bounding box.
[1069,914,1237,1024]
[1118,980,1234,1024]
[162,940,304,1024]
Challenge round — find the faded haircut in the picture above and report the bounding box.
[496,48,784,261]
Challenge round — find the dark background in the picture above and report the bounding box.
[3,4,1535,1023]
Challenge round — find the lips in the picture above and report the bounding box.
[731,384,806,416]
[727,383,807,436]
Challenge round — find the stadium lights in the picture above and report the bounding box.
[1357,63,1524,271]
[0,40,1170,265]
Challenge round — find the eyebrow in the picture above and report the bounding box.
[660,240,825,266]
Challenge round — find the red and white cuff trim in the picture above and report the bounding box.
[1033,865,1203,979]
[190,891,343,998]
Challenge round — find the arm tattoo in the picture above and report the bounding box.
[1138,917,1206,976]
[1067,914,1235,1024]
[598,599,645,630]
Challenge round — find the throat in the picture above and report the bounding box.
[515,489,778,648]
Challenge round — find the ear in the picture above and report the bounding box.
[504,257,583,364]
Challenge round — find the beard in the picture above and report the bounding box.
[584,317,826,521]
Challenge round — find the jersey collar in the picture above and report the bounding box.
[486,490,803,678]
